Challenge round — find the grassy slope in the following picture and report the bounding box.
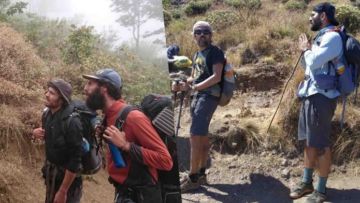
[0,18,169,201]
[164,0,360,161]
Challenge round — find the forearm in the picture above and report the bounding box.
[59,170,77,192]
[195,74,221,90]
[129,143,172,170]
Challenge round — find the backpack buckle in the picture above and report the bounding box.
[116,119,125,129]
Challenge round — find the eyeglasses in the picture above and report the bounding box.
[194,29,211,35]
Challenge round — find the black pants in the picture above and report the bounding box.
[43,162,82,203]
[113,183,162,203]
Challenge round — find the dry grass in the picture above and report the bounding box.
[0,23,44,159]
[211,121,263,153]
[0,23,46,89]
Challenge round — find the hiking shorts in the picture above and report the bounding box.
[298,93,337,149]
[190,93,219,136]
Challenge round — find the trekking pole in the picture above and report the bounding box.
[266,52,304,133]
[175,91,185,137]
[340,96,346,129]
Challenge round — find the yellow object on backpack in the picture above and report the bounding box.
[173,56,192,68]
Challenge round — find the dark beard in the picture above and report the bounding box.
[311,18,322,31]
[86,88,105,110]
[197,37,211,48]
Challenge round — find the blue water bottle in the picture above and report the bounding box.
[108,143,126,168]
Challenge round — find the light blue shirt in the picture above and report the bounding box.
[298,25,345,99]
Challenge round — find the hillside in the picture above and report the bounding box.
[165,0,360,202]
[0,12,169,202]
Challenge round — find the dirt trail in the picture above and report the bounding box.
[176,103,360,203]
[175,64,360,203]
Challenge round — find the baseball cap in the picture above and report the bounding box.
[313,2,339,26]
[83,68,122,90]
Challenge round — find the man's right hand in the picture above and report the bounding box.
[32,128,45,140]
[172,81,190,92]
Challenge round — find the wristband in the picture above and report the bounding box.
[191,85,197,91]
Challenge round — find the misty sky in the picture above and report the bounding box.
[24,0,167,47]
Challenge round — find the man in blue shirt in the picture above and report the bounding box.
[290,2,344,203]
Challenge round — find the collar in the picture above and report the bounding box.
[105,99,126,118]
[319,25,336,34]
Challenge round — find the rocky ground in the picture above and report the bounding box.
[176,103,360,203]
[175,63,360,203]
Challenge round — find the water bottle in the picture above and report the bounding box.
[108,143,126,168]
[82,137,90,153]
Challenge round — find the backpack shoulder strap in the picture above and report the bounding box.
[205,45,215,75]
[62,111,80,135]
[115,105,136,131]
[192,51,199,68]
[41,108,50,127]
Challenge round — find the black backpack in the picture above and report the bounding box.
[116,94,181,203]
[43,100,102,175]
[69,100,102,175]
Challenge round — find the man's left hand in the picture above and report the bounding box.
[53,189,67,203]
[104,126,130,151]
[298,33,311,52]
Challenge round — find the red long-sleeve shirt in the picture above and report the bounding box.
[106,100,173,184]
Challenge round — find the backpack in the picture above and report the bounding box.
[43,100,102,175]
[335,26,360,97]
[195,45,235,106]
[331,27,360,128]
[70,101,102,175]
[115,94,181,203]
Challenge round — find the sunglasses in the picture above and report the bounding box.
[194,29,211,35]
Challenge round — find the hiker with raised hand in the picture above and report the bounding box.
[290,2,345,203]
[172,21,224,192]
[32,79,83,203]
[83,68,173,202]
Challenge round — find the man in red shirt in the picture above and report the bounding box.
[83,68,173,202]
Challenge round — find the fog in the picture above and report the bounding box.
[24,0,167,48]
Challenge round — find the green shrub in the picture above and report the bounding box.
[350,0,360,9]
[172,9,182,19]
[337,5,360,34]
[205,10,239,30]
[185,0,212,16]
[285,0,307,11]
[268,25,295,39]
[224,0,243,8]
[61,25,98,65]
[224,0,262,10]
[162,0,171,9]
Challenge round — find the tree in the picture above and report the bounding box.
[61,25,98,66]
[0,0,27,21]
[111,0,163,50]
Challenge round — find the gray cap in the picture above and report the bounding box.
[48,79,72,104]
[83,68,122,89]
